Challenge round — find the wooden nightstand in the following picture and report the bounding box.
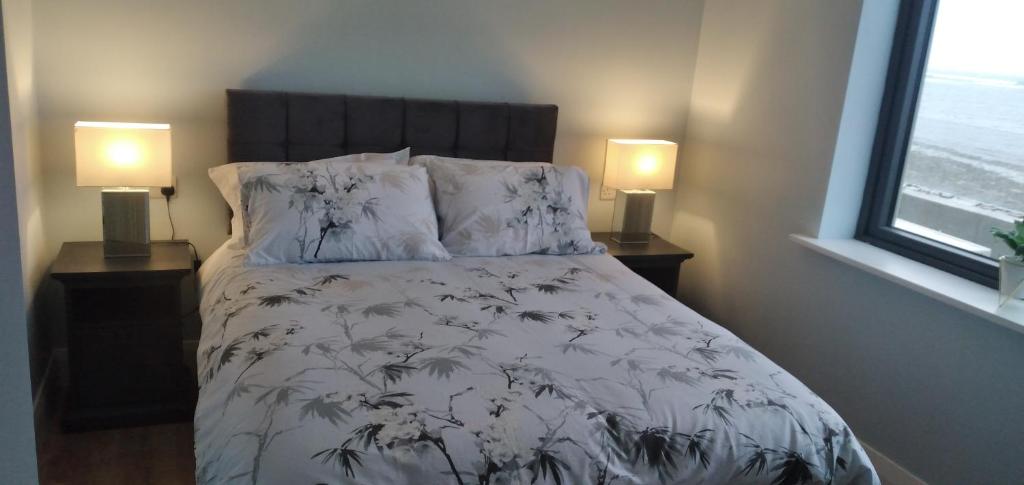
[591,232,694,295]
[51,241,197,431]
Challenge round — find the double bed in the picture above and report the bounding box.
[194,90,879,484]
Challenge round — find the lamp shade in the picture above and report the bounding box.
[603,139,678,190]
[74,121,172,187]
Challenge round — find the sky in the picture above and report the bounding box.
[926,0,1024,79]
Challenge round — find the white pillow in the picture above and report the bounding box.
[239,162,450,265]
[208,148,410,246]
[418,156,605,256]
[410,155,555,219]
[410,154,544,167]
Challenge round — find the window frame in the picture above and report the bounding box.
[857,0,999,288]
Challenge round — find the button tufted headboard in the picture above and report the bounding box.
[227,89,558,163]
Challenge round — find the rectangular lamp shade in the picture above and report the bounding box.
[75,121,172,187]
[603,139,678,190]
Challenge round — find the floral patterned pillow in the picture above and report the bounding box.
[419,156,606,256]
[239,162,450,265]
[209,148,409,247]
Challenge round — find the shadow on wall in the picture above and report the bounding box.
[669,211,721,314]
[668,4,780,318]
[671,1,857,326]
[237,2,530,102]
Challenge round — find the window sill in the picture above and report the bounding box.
[791,234,1024,335]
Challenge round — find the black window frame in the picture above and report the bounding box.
[857,0,999,288]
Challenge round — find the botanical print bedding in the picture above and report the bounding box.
[195,246,879,485]
[239,162,449,265]
[417,157,604,257]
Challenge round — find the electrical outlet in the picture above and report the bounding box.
[600,186,617,201]
[152,176,178,198]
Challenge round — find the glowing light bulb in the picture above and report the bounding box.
[635,154,659,175]
[106,140,142,167]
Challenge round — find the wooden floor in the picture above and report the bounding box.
[36,419,196,485]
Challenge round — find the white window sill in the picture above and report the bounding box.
[790,234,1024,335]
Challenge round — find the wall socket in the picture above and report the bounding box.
[600,186,617,201]
[151,176,178,198]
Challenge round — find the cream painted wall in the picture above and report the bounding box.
[670,1,1024,483]
[4,0,47,394]
[33,0,704,265]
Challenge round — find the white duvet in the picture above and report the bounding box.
[195,243,878,484]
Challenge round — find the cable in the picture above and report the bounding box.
[165,194,176,240]
[160,186,201,270]
[185,241,199,260]
[161,186,177,240]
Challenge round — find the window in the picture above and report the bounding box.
[858,0,1024,287]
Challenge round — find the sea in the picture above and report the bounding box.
[902,71,1024,215]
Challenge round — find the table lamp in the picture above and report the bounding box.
[603,139,678,244]
[74,121,172,257]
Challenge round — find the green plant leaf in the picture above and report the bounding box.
[993,222,1023,257]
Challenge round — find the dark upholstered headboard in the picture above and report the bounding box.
[227,89,558,163]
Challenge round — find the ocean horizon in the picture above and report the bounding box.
[901,70,1024,215]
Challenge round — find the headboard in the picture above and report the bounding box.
[227,89,559,163]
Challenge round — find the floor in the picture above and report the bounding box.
[36,418,195,485]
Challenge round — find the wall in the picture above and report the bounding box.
[4,0,47,399]
[670,1,1024,483]
[0,0,40,482]
[32,0,704,264]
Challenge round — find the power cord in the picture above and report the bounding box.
[161,186,176,240]
[161,185,203,317]
[185,241,201,270]
[160,186,202,271]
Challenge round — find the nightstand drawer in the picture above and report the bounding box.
[67,285,178,325]
[72,324,180,367]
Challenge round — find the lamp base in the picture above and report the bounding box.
[101,189,151,258]
[610,189,655,244]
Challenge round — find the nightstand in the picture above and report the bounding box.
[51,241,197,431]
[591,232,694,295]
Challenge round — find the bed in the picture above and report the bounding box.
[194,90,879,484]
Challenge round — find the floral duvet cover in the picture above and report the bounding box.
[195,245,878,485]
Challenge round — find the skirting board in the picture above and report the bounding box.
[861,440,927,485]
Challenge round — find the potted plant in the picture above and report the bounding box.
[992,218,1024,307]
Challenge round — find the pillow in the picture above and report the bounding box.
[208,148,410,246]
[314,147,409,166]
[418,156,605,256]
[409,154,550,212]
[410,154,544,167]
[239,162,450,265]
